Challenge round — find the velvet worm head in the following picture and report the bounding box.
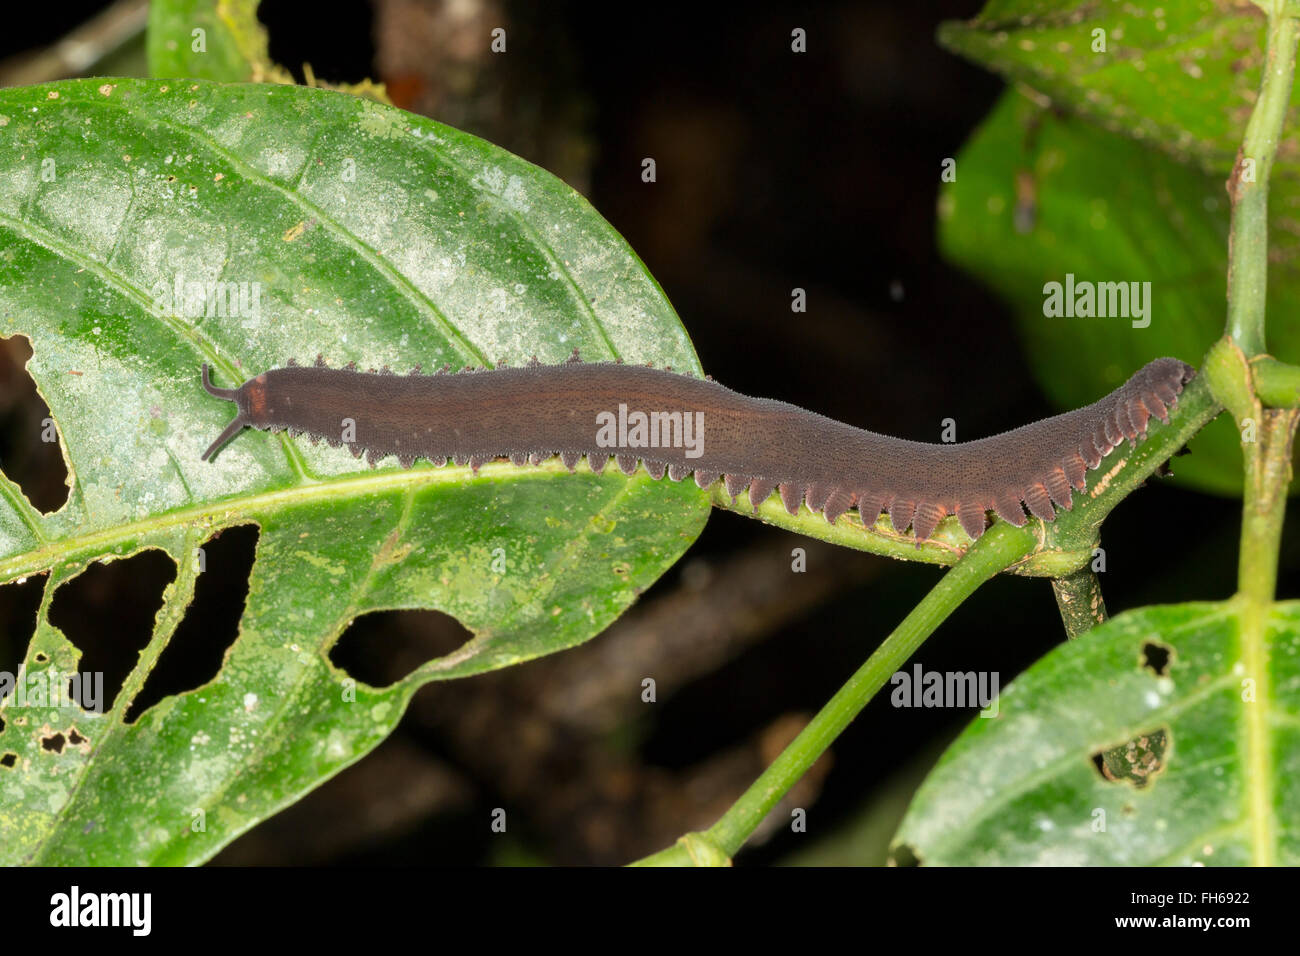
[200,364,254,462]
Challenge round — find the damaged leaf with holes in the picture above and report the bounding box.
[0,76,708,864]
[892,602,1300,866]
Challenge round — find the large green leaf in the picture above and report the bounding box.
[938,1,1300,495]
[938,88,1259,493]
[893,601,1299,865]
[0,77,709,864]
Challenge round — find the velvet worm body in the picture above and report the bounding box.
[200,354,1195,542]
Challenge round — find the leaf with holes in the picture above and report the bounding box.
[891,602,1300,865]
[0,77,710,864]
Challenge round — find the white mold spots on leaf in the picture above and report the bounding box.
[252,145,306,182]
[0,163,38,217]
[34,165,132,261]
[471,165,532,214]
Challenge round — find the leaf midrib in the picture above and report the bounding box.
[0,457,588,584]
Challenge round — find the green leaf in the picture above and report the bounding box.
[146,1,391,102]
[147,0,285,84]
[938,0,1271,168]
[0,77,708,864]
[892,601,1298,865]
[939,3,1300,495]
[938,88,1278,494]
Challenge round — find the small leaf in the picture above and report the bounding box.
[147,0,291,84]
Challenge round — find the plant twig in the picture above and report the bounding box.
[1050,567,1107,638]
[1233,406,1297,867]
[1222,0,1300,867]
[630,521,1036,865]
[1226,6,1299,357]
[1044,374,1222,551]
[1252,356,1300,407]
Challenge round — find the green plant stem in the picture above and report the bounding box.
[1234,408,1297,867]
[1223,2,1300,866]
[1050,567,1107,638]
[1044,373,1222,549]
[1252,356,1300,407]
[1238,413,1294,608]
[1207,337,1260,425]
[631,521,1035,866]
[707,483,1087,577]
[1226,7,1299,357]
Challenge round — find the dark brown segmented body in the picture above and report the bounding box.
[201,355,1195,542]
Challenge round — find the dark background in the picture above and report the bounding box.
[0,0,1265,865]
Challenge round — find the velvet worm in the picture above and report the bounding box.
[201,354,1195,542]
